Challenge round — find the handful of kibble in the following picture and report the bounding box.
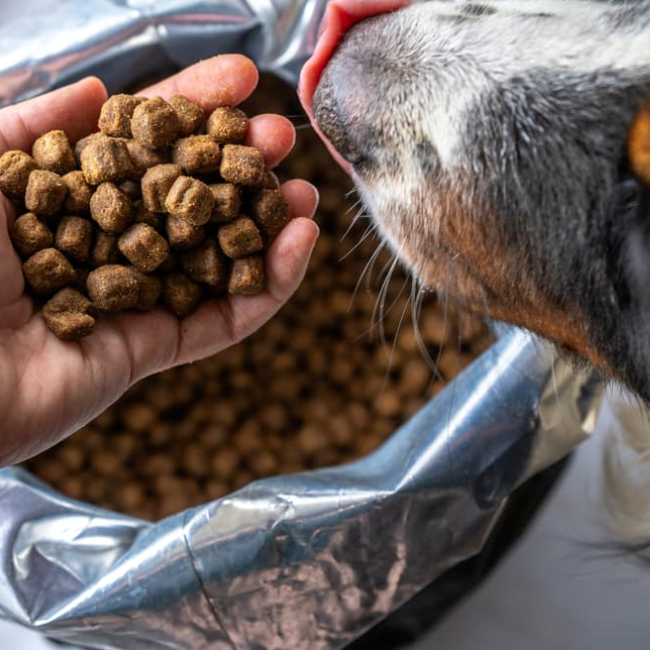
[0,93,291,340]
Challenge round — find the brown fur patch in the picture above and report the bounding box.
[381,174,611,373]
[628,103,650,187]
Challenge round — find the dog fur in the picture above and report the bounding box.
[312,0,650,400]
[308,0,650,546]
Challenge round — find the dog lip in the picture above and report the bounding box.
[298,0,411,174]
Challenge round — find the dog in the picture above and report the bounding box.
[300,0,650,401]
[299,0,650,549]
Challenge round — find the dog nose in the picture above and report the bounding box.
[312,65,363,166]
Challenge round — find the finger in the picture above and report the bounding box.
[280,178,320,221]
[140,55,259,113]
[244,114,296,169]
[0,77,107,153]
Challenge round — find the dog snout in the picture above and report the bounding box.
[312,67,364,166]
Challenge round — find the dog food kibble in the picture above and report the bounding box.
[172,135,221,175]
[41,288,96,341]
[55,216,93,263]
[228,255,265,295]
[207,107,249,144]
[2,91,289,340]
[165,214,205,249]
[62,171,93,214]
[180,241,227,286]
[131,97,179,150]
[126,140,169,178]
[23,248,76,295]
[99,94,143,138]
[141,164,182,213]
[168,95,205,137]
[218,216,263,258]
[131,269,162,310]
[90,182,133,234]
[133,200,164,230]
[87,264,139,312]
[210,183,240,223]
[164,176,214,225]
[220,145,265,185]
[25,170,67,216]
[91,231,121,268]
[80,134,133,185]
[118,223,169,272]
[250,189,291,239]
[262,171,281,190]
[119,180,142,201]
[162,272,202,317]
[31,130,76,175]
[10,212,53,257]
[0,150,38,199]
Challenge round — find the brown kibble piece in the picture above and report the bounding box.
[261,171,280,190]
[131,269,162,310]
[25,170,67,216]
[133,200,164,230]
[62,171,93,214]
[126,140,169,178]
[228,255,265,295]
[41,287,96,340]
[91,231,121,268]
[180,240,228,286]
[10,213,53,258]
[220,144,265,186]
[218,216,263,258]
[162,273,202,317]
[118,180,142,201]
[31,130,75,175]
[169,95,205,137]
[0,150,38,199]
[141,164,182,213]
[131,97,179,150]
[164,176,213,225]
[165,214,205,249]
[249,189,291,240]
[74,133,101,165]
[87,264,139,312]
[172,135,221,175]
[23,248,76,295]
[207,107,249,144]
[209,183,240,223]
[80,134,133,185]
[98,94,143,138]
[55,216,93,263]
[90,182,133,234]
[118,223,169,272]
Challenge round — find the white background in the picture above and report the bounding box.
[1,1,649,648]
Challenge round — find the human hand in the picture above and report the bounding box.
[0,55,319,466]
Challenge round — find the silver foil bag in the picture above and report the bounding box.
[0,0,329,107]
[0,329,602,649]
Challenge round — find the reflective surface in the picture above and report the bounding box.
[0,330,603,649]
[0,0,329,107]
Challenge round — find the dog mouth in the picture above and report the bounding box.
[298,0,410,173]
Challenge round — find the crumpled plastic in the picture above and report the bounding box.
[0,329,603,649]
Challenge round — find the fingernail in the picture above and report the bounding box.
[306,182,320,219]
